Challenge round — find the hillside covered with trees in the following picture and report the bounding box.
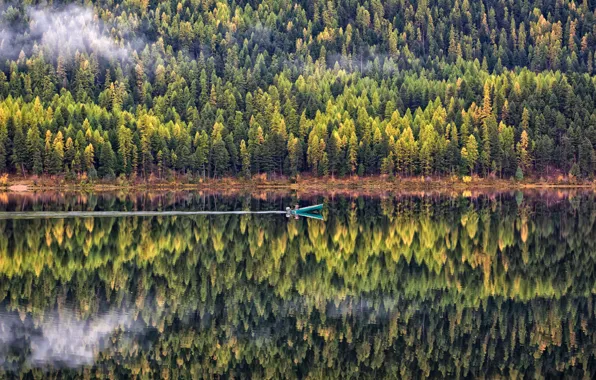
[0,0,595,180]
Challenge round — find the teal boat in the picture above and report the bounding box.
[286,204,324,220]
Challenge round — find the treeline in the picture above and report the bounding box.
[3,193,596,376]
[0,0,595,179]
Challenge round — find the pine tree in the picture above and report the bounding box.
[480,120,491,175]
[517,130,531,172]
[72,151,82,175]
[44,130,53,174]
[327,131,340,177]
[74,57,94,103]
[138,117,154,178]
[578,137,595,177]
[419,124,437,176]
[99,142,116,179]
[240,139,251,179]
[287,135,302,177]
[117,126,134,175]
[211,122,229,178]
[0,121,7,173]
[135,63,145,102]
[396,127,418,176]
[56,55,67,88]
[348,132,358,176]
[51,131,65,174]
[482,81,492,118]
[26,125,43,175]
[211,139,229,178]
[131,148,139,178]
[534,135,553,176]
[319,139,329,176]
[515,166,524,181]
[520,108,530,135]
[64,137,75,170]
[225,133,238,174]
[84,144,95,172]
[307,133,322,175]
[381,152,395,176]
[462,134,479,175]
[157,150,164,179]
[499,124,516,177]
[194,131,209,178]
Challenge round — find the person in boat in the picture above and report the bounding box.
[285,205,301,218]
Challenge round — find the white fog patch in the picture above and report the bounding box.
[326,53,400,74]
[28,6,129,60]
[0,310,135,369]
[0,5,133,61]
[28,311,133,367]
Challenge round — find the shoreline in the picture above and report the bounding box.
[1,175,595,194]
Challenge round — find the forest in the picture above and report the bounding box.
[2,192,596,377]
[0,0,595,181]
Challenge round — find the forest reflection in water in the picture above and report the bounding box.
[0,190,596,378]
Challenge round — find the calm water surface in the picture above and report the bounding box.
[0,190,595,378]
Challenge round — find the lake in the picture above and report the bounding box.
[0,190,595,378]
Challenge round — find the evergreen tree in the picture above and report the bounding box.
[240,139,251,179]
[517,130,531,172]
[51,131,65,174]
[462,135,479,175]
[324,131,339,177]
[194,131,209,178]
[99,142,116,179]
[43,130,53,174]
[84,144,95,172]
[211,122,229,178]
[287,135,302,177]
[26,126,43,175]
[0,121,7,173]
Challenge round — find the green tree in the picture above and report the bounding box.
[578,137,595,177]
[499,124,516,177]
[462,135,479,175]
[194,131,209,178]
[117,126,134,175]
[26,125,43,175]
[348,132,359,176]
[0,121,8,173]
[211,122,229,178]
[51,131,65,174]
[84,144,95,173]
[287,135,302,177]
[515,166,524,181]
[516,130,531,172]
[99,142,116,179]
[240,139,251,179]
[43,130,54,174]
[11,121,27,175]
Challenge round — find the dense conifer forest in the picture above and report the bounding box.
[0,0,595,180]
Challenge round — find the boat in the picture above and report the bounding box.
[285,204,324,220]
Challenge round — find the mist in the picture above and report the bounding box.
[0,294,401,372]
[0,309,135,370]
[0,4,132,61]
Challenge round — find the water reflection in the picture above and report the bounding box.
[0,309,135,369]
[0,190,595,377]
